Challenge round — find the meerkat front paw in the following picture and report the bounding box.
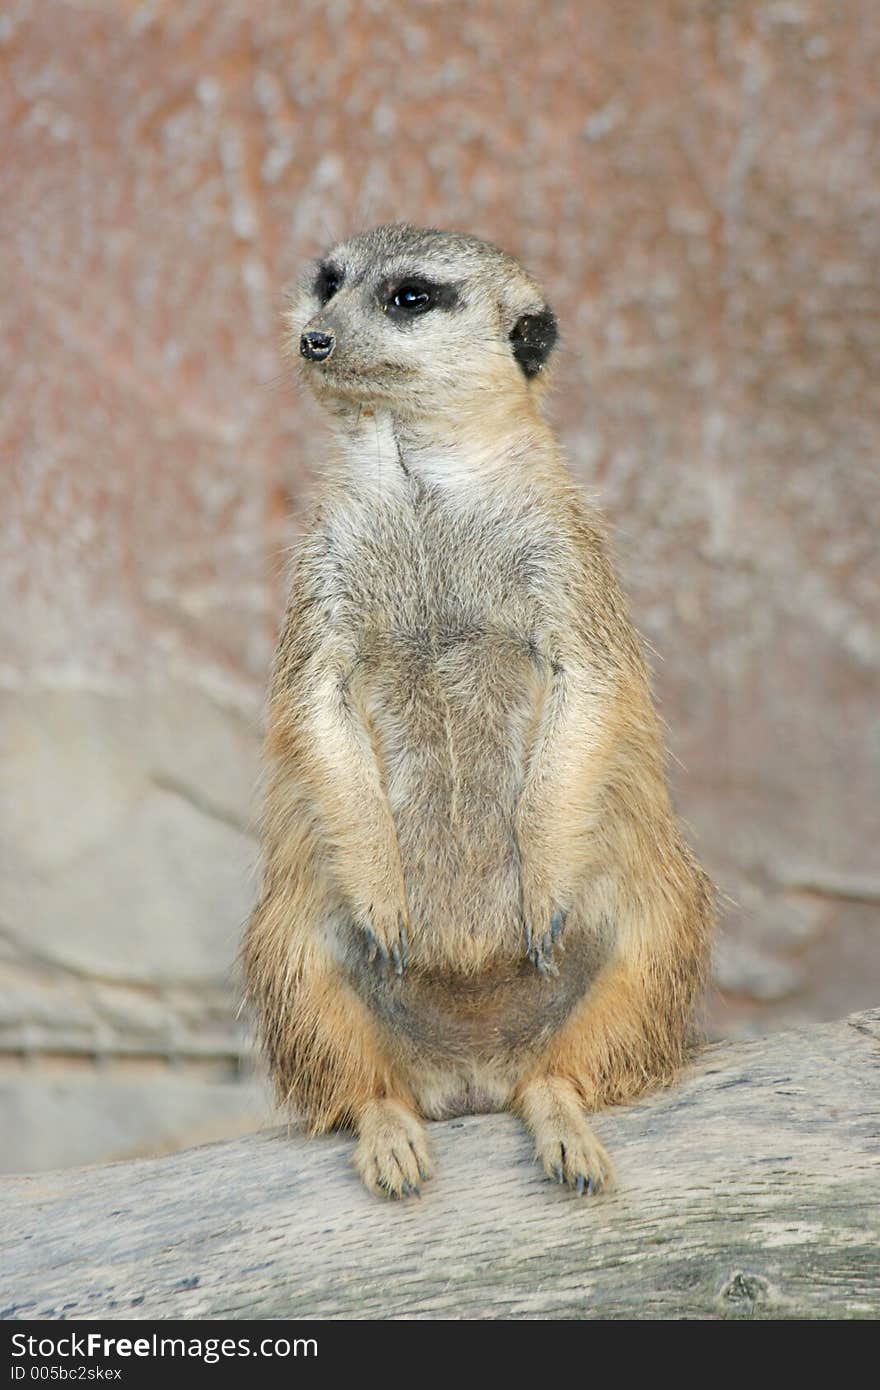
[355,899,410,976]
[523,903,568,975]
[354,1099,432,1199]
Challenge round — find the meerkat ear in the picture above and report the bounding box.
[509,306,558,379]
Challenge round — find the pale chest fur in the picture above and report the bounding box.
[318,471,554,647]
[312,468,563,952]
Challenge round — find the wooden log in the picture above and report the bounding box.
[2,1008,878,1321]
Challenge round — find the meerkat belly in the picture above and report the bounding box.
[358,625,542,944]
[339,890,613,1118]
[344,623,612,1113]
[340,924,609,1116]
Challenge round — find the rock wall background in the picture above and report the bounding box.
[1,0,878,1171]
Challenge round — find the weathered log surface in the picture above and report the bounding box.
[2,1009,878,1321]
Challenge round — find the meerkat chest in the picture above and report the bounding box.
[322,484,555,661]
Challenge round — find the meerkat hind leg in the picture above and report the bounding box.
[515,1075,614,1196]
[354,1098,432,1200]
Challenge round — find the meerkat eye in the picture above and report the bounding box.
[385,279,459,321]
[314,264,343,304]
[389,281,434,315]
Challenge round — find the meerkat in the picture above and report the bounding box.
[244,223,715,1199]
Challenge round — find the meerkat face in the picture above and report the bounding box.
[286,224,558,419]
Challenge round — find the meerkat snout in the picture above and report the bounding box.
[300,329,335,362]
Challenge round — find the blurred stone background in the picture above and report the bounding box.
[1,0,878,1172]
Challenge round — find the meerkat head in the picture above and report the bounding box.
[285,223,558,421]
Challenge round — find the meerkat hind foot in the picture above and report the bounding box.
[518,1077,614,1196]
[354,1098,432,1200]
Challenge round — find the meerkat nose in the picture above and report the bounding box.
[300,330,335,363]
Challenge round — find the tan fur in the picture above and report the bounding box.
[244,224,715,1198]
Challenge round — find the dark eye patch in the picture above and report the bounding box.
[384,277,459,321]
[313,263,344,304]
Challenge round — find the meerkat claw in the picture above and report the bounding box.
[531,943,560,976]
[360,912,408,975]
[550,909,567,943]
[525,908,567,974]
